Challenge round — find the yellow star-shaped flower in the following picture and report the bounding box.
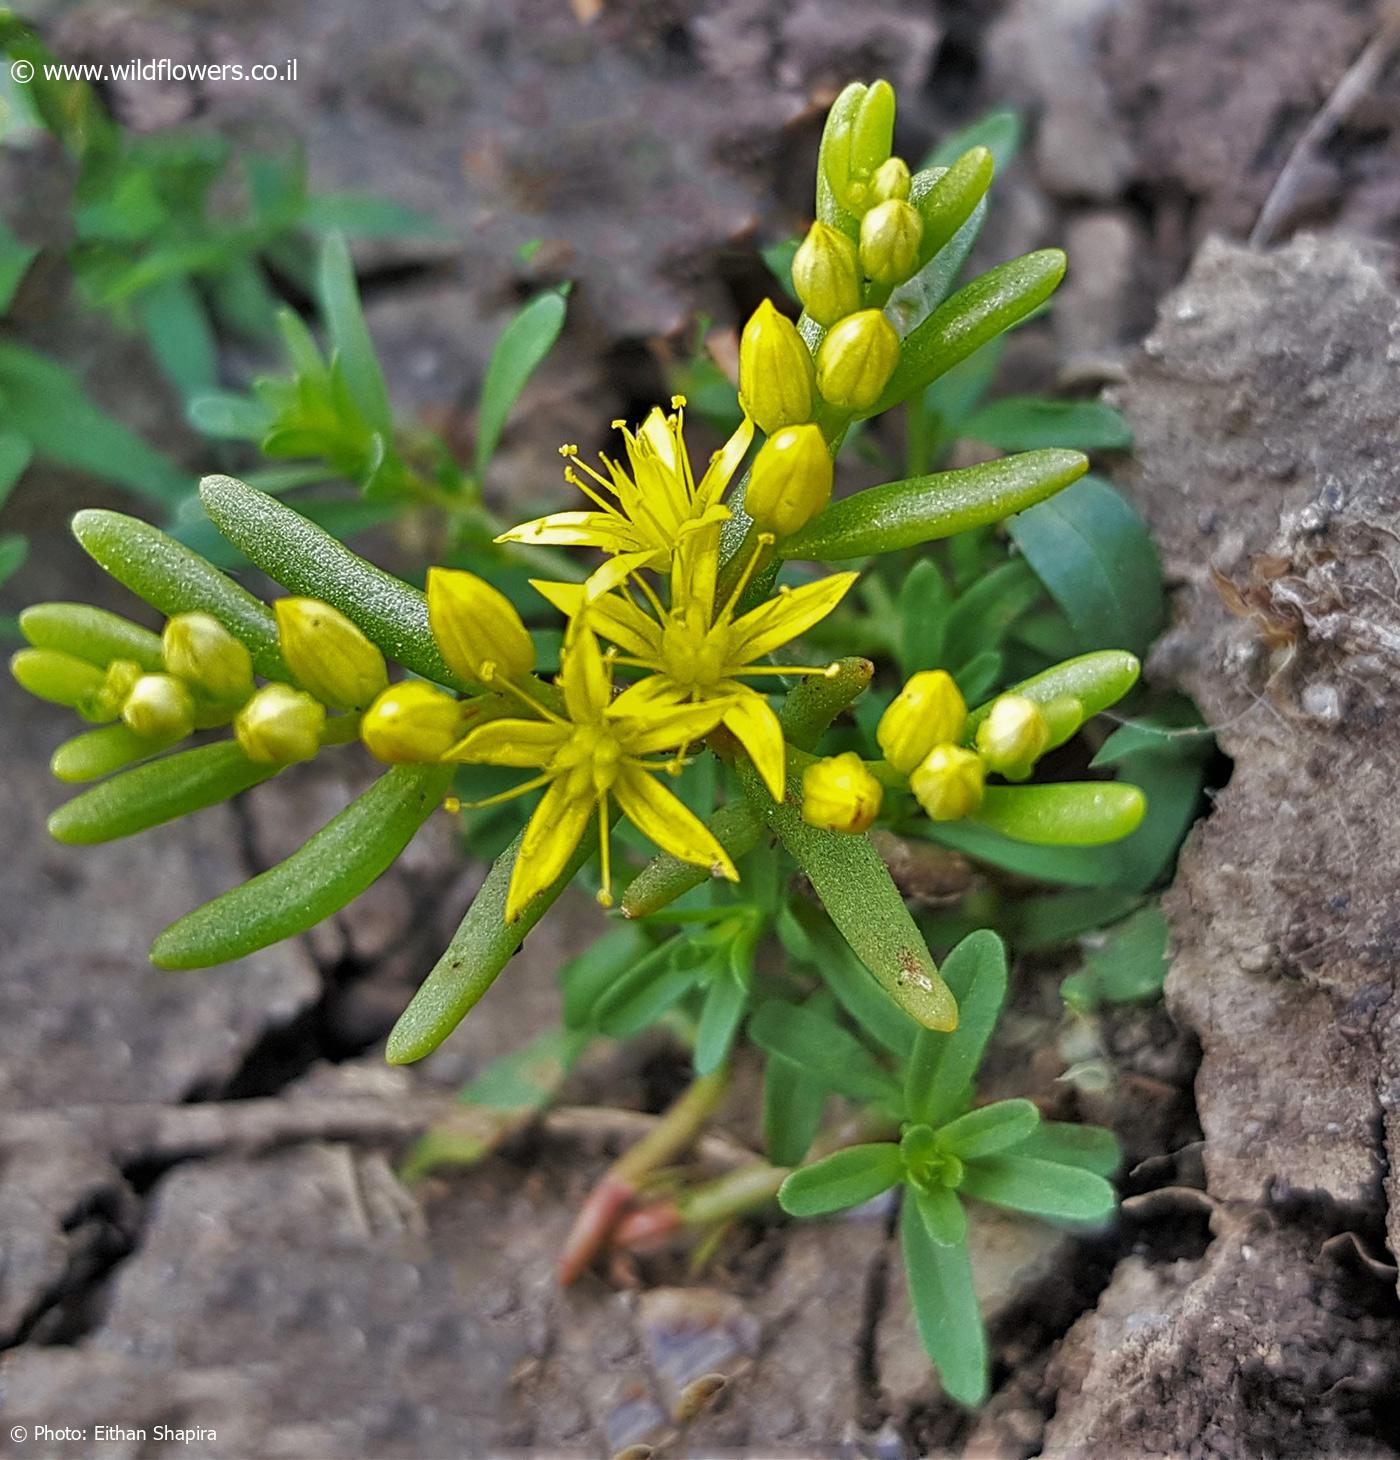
[444,621,739,922]
[532,516,857,802]
[495,397,753,596]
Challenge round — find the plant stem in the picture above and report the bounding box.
[557,1067,730,1285]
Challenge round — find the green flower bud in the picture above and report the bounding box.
[815,309,900,412]
[801,751,883,833]
[860,199,924,286]
[910,744,984,822]
[427,568,535,686]
[869,156,912,204]
[122,673,196,742]
[360,681,466,764]
[274,597,388,711]
[162,613,254,704]
[745,424,833,538]
[791,222,862,327]
[234,683,325,765]
[86,658,144,723]
[976,693,1051,779]
[876,669,967,774]
[738,298,815,435]
[10,648,105,711]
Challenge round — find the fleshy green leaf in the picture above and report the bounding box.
[20,601,164,671]
[476,288,568,479]
[736,753,957,1031]
[1007,475,1164,657]
[781,450,1087,562]
[936,1098,1040,1160]
[151,765,452,968]
[1061,904,1169,1011]
[49,723,164,783]
[749,1000,901,1106]
[958,1154,1116,1222]
[874,250,1067,415]
[558,925,650,1029]
[904,929,1007,1127]
[778,1143,903,1217]
[899,1194,988,1406]
[198,474,463,688]
[970,783,1147,847]
[187,390,272,441]
[964,650,1140,737]
[386,821,598,1064]
[799,914,917,1060]
[47,741,278,846]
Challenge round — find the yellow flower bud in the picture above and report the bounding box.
[791,222,862,327]
[975,693,1051,779]
[274,597,388,711]
[122,673,195,742]
[876,669,967,775]
[427,568,536,686]
[859,199,924,286]
[86,658,143,723]
[869,156,912,204]
[360,681,466,764]
[738,298,815,435]
[162,613,254,704]
[234,683,325,765]
[802,751,883,833]
[910,744,985,822]
[815,309,900,412]
[745,424,833,538]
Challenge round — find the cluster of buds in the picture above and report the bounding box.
[733,82,938,552]
[800,670,1063,834]
[11,591,402,779]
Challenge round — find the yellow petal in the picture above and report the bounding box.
[559,622,611,722]
[505,776,593,921]
[583,548,658,601]
[444,717,565,766]
[614,764,738,880]
[728,571,858,663]
[670,508,728,620]
[721,689,787,801]
[496,511,645,553]
[614,690,733,755]
[694,415,755,511]
[530,579,662,659]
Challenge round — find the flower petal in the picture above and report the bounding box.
[444,717,565,766]
[506,776,593,921]
[728,571,858,662]
[583,549,658,601]
[695,415,755,511]
[670,508,728,621]
[614,764,738,880]
[614,691,733,755]
[531,579,662,659]
[722,689,787,801]
[495,510,644,553]
[559,623,611,722]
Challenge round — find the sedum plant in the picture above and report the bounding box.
[9,79,1159,1405]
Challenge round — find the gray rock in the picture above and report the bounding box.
[1116,233,1400,1215]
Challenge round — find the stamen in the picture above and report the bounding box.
[625,567,667,620]
[596,796,614,908]
[718,532,776,623]
[565,467,623,517]
[442,795,462,814]
[459,770,554,811]
[729,663,842,678]
[480,665,567,723]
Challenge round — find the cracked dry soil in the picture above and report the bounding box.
[6,1,1400,1456]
